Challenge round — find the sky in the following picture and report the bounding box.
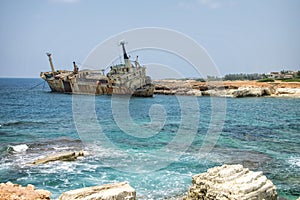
[0,0,299,78]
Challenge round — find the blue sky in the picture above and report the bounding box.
[0,0,299,78]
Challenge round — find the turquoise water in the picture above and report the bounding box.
[0,78,299,199]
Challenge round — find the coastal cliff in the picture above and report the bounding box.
[154,80,300,98]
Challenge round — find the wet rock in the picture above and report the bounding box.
[225,85,239,90]
[155,85,171,90]
[0,182,51,200]
[59,182,136,200]
[33,150,84,164]
[185,164,277,200]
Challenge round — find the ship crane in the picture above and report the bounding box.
[46,52,55,75]
[119,40,132,68]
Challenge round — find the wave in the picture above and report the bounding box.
[288,157,300,167]
[0,121,45,127]
[29,137,82,148]
[0,131,9,136]
[8,144,29,153]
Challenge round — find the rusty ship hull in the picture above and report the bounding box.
[44,76,154,97]
[40,42,154,97]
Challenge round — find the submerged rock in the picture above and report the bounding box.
[32,150,84,164]
[0,182,51,200]
[185,164,277,200]
[59,182,136,200]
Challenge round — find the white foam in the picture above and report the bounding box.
[9,144,29,153]
[53,147,69,150]
[288,157,300,167]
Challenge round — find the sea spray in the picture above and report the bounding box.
[8,144,29,153]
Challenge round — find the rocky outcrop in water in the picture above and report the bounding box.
[32,150,84,164]
[185,164,277,200]
[59,182,136,200]
[0,182,51,200]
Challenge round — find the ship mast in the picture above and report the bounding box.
[46,53,55,74]
[73,61,79,74]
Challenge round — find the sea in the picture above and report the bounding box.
[0,78,299,199]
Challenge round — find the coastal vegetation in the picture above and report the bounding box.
[202,70,300,82]
[257,78,275,82]
[174,70,300,82]
[281,78,300,82]
[223,73,262,81]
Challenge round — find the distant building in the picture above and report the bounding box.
[266,70,297,79]
[266,72,281,79]
[283,74,294,79]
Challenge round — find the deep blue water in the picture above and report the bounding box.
[0,78,299,199]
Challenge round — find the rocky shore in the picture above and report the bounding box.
[1,164,292,200]
[154,80,300,98]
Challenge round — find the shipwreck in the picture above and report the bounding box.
[40,41,154,97]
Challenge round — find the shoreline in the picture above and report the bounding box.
[0,164,284,200]
[154,80,300,98]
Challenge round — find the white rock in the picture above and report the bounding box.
[276,88,300,97]
[232,87,264,97]
[185,164,277,200]
[59,182,136,200]
[202,89,226,97]
[186,89,202,96]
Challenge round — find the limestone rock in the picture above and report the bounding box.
[185,164,277,200]
[276,88,300,97]
[33,150,84,165]
[0,182,51,200]
[154,80,300,98]
[186,89,202,96]
[232,87,261,97]
[201,89,226,97]
[59,182,136,200]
